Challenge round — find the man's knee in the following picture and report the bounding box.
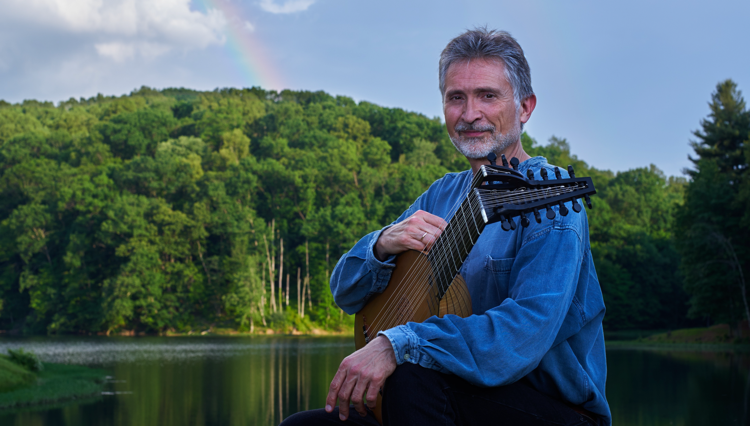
[383,363,445,403]
[382,364,456,425]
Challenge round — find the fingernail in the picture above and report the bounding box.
[325,405,332,412]
[339,414,346,421]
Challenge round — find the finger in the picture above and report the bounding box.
[338,398,350,421]
[350,378,369,417]
[422,232,439,251]
[337,375,358,421]
[416,211,448,230]
[365,382,380,410]
[326,368,346,413]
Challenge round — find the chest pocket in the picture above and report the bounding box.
[484,256,515,301]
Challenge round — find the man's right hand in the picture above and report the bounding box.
[374,210,447,261]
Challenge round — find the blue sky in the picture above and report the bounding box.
[1,0,748,177]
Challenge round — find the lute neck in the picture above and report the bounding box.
[427,172,488,298]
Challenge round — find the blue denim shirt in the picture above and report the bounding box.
[330,157,610,424]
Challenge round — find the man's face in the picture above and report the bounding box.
[442,58,523,159]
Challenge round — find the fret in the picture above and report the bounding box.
[429,187,488,299]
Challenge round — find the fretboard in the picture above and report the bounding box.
[427,181,488,299]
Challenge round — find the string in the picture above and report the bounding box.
[367,170,481,333]
[370,174,588,332]
[373,171,491,331]
[366,169,589,334]
[384,189,487,329]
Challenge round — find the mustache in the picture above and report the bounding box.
[454,122,495,133]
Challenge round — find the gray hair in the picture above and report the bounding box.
[439,28,533,109]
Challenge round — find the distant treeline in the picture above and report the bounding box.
[0,82,747,335]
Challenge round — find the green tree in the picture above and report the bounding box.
[676,80,750,330]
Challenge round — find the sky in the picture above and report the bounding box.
[1,0,748,178]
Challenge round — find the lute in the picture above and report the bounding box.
[353,155,596,423]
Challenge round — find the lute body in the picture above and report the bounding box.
[354,250,473,350]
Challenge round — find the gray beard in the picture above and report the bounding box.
[449,121,522,160]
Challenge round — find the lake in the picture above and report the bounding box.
[0,336,748,425]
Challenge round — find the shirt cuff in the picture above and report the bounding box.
[365,226,397,294]
[379,325,421,365]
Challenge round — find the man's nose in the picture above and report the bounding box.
[462,98,482,123]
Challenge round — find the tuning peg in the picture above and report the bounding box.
[567,165,576,178]
[510,157,519,170]
[509,217,517,230]
[499,215,512,231]
[532,208,542,223]
[501,154,509,167]
[526,169,534,180]
[545,205,556,220]
[554,167,562,179]
[520,213,530,227]
[487,152,497,166]
[572,199,582,213]
[584,194,593,209]
[540,168,548,180]
[558,201,569,216]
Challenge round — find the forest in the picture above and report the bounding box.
[0,81,748,335]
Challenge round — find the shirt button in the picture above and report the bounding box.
[404,354,410,360]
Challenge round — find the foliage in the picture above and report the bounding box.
[676,79,750,328]
[523,135,690,330]
[0,355,36,393]
[0,83,710,334]
[0,86,452,334]
[7,348,43,372]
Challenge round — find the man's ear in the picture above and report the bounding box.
[519,94,537,124]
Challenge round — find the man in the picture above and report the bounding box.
[282,28,610,426]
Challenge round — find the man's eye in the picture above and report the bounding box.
[484,93,495,99]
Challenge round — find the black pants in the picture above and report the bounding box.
[281,363,600,426]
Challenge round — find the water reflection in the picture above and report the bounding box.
[607,347,750,426]
[0,337,748,426]
[0,337,354,426]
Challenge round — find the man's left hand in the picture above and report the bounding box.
[325,335,397,421]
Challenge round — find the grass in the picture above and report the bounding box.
[0,356,36,393]
[0,358,108,411]
[604,329,666,341]
[605,324,750,349]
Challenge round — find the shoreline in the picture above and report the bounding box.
[0,362,108,412]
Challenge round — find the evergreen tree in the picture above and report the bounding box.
[676,80,750,330]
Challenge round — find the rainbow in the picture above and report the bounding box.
[196,0,285,91]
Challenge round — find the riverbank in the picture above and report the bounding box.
[0,357,108,411]
[606,323,750,350]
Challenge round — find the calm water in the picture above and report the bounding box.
[0,337,748,426]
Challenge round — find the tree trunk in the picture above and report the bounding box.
[260,295,267,326]
[278,237,284,311]
[263,233,276,313]
[306,240,312,311]
[297,267,301,317]
[197,241,212,288]
[713,232,750,326]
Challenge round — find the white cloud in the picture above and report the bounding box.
[94,42,136,62]
[95,41,172,62]
[259,0,315,14]
[0,0,227,61]
[244,21,256,32]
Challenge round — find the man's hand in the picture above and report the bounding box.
[325,336,397,421]
[375,210,447,261]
